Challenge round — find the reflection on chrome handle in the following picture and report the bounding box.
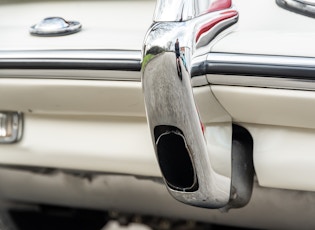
[143,51,230,208]
[154,0,234,22]
[142,0,243,209]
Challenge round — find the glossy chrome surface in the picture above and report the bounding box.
[208,74,315,91]
[142,0,242,209]
[4,49,315,89]
[0,50,140,61]
[0,50,141,81]
[154,0,232,22]
[192,52,315,90]
[0,112,22,144]
[276,0,315,18]
[29,17,82,36]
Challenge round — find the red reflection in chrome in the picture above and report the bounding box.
[195,10,238,43]
[207,0,232,13]
[201,121,205,134]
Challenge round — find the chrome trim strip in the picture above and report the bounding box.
[297,0,315,6]
[0,69,141,82]
[191,53,315,90]
[276,0,315,19]
[207,74,315,91]
[0,50,141,72]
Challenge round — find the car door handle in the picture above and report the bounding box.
[142,0,254,210]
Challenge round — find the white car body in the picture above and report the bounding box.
[1,0,315,229]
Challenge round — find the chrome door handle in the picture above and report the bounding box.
[142,0,253,210]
